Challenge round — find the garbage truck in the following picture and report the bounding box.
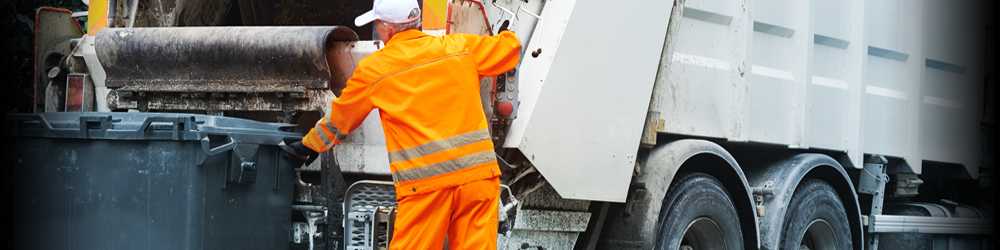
[13,0,993,249]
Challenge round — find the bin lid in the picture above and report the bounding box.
[7,112,302,146]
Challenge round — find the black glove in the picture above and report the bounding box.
[279,140,319,168]
[498,20,511,33]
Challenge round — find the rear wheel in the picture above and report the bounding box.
[656,173,743,250]
[781,179,852,250]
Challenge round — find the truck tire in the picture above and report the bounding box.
[656,173,743,250]
[781,179,852,250]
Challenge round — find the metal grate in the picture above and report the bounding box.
[344,181,396,250]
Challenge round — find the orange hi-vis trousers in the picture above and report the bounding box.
[390,177,500,250]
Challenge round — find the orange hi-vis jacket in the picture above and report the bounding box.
[303,29,521,197]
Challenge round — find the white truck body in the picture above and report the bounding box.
[332,0,985,203]
[67,0,989,248]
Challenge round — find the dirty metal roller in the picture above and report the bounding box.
[96,26,359,113]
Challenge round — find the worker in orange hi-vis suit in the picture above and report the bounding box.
[278,0,521,248]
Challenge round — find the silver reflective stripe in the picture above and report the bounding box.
[388,129,491,163]
[325,113,347,141]
[314,123,333,146]
[324,120,345,141]
[392,150,496,182]
[314,116,345,147]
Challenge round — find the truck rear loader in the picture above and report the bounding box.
[12,0,994,249]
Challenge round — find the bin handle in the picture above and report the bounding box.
[201,135,237,156]
[79,115,112,138]
[138,116,196,140]
[8,113,55,131]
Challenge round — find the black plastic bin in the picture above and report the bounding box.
[7,112,302,250]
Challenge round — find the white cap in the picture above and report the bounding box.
[354,0,422,27]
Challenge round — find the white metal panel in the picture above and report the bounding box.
[808,0,867,169]
[655,0,749,140]
[502,0,574,146]
[504,0,673,202]
[862,0,925,171]
[651,0,982,174]
[747,0,809,146]
[843,0,868,170]
[917,0,983,177]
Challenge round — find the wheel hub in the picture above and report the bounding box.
[679,217,727,250]
[800,219,837,250]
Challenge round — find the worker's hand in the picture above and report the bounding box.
[497,20,511,33]
[279,140,319,168]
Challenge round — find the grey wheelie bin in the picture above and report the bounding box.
[7,112,302,250]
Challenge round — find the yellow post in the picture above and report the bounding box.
[87,0,108,35]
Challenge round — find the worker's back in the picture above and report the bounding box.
[303,29,521,197]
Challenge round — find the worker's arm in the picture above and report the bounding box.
[461,31,522,76]
[300,67,376,154]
